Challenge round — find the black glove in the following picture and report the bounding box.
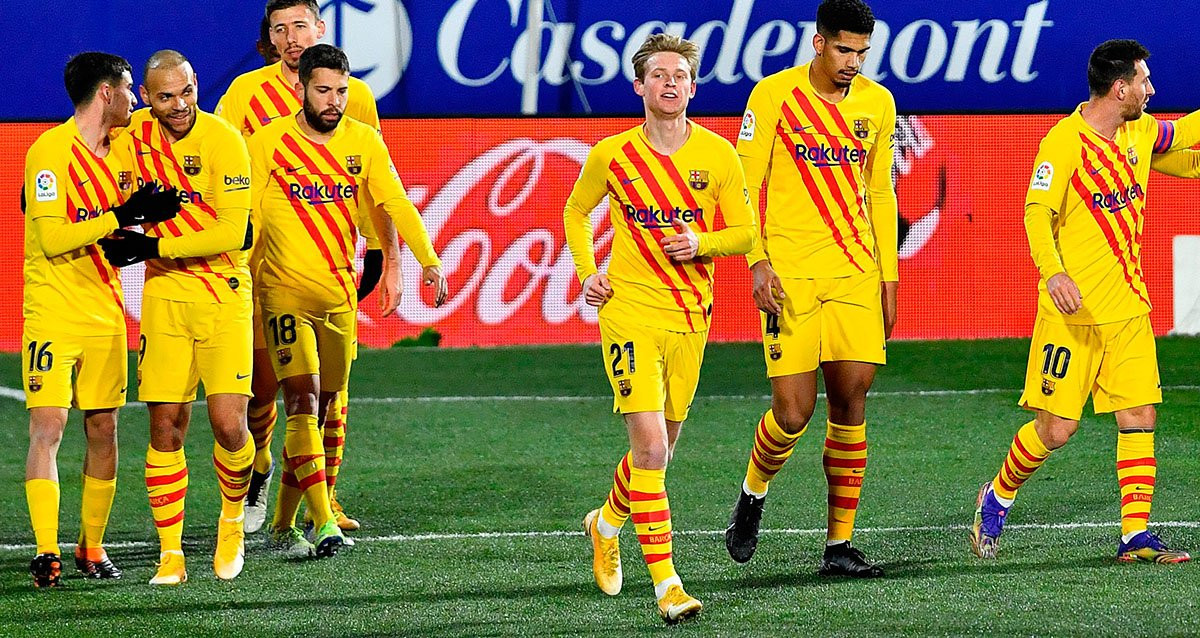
[97,229,160,267]
[241,220,254,250]
[357,249,383,301]
[111,181,181,226]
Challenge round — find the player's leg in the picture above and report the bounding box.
[306,310,357,552]
[145,402,192,585]
[972,316,1096,559]
[324,389,359,531]
[727,277,820,564]
[244,314,281,534]
[1096,316,1187,563]
[72,332,128,580]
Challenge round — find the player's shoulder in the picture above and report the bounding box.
[689,121,737,154]
[249,115,291,147]
[196,110,243,139]
[348,76,377,101]
[225,64,276,95]
[339,115,380,141]
[1040,110,1087,148]
[590,128,637,158]
[27,120,75,160]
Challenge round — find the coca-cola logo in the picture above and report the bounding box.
[397,138,612,327]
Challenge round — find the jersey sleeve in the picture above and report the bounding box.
[1023,130,1075,280]
[24,137,119,256]
[563,140,613,283]
[1150,109,1200,154]
[736,79,776,267]
[865,91,899,282]
[696,142,757,258]
[364,133,439,268]
[215,84,249,138]
[348,79,382,131]
[157,128,251,259]
[1150,148,1200,178]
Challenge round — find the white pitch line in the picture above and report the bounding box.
[2,520,1198,553]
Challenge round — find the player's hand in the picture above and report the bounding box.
[750,260,784,315]
[112,181,181,226]
[660,217,699,261]
[881,280,898,339]
[378,256,403,317]
[423,265,448,307]
[97,228,160,267]
[1047,272,1082,315]
[582,273,613,308]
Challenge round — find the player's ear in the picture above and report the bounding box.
[315,19,327,40]
[633,78,645,97]
[294,82,304,102]
[139,85,150,105]
[813,32,825,56]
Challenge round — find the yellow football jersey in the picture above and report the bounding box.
[114,109,252,303]
[737,62,898,281]
[563,122,758,334]
[1024,106,1200,325]
[23,118,126,336]
[248,115,439,313]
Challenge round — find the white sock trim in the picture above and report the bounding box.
[994,493,1015,508]
[596,516,621,539]
[1122,529,1147,544]
[654,575,682,600]
[743,478,767,499]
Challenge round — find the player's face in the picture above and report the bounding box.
[102,71,137,128]
[814,31,871,88]
[633,52,696,119]
[1119,60,1155,121]
[140,63,198,138]
[299,67,348,133]
[269,5,326,70]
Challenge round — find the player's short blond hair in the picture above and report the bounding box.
[631,33,700,82]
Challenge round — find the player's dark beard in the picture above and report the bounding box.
[303,100,342,133]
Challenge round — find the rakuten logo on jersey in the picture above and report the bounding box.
[436,0,1052,89]
[1090,182,1144,213]
[288,182,359,204]
[796,144,865,167]
[623,204,704,229]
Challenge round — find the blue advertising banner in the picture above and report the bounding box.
[5,0,1198,118]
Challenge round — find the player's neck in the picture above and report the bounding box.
[73,107,113,156]
[295,110,336,143]
[1080,99,1122,139]
[808,63,848,103]
[641,115,690,156]
[279,60,299,86]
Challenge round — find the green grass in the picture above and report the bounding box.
[1,338,1199,636]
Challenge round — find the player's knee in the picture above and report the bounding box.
[83,412,118,443]
[1036,416,1078,449]
[1116,405,1156,429]
[632,441,669,470]
[28,422,64,452]
[773,406,813,434]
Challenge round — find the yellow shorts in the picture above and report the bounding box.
[762,271,886,377]
[138,296,253,403]
[598,313,707,423]
[1019,313,1161,420]
[262,305,356,393]
[22,328,127,410]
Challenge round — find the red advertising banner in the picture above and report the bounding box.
[3,116,1197,351]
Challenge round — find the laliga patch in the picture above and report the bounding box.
[35,170,57,202]
[1030,161,1053,191]
[739,110,756,141]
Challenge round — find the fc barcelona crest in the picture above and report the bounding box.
[183,155,201,176]
[346,155,362,175]
[1126,146,1139,165]
[617,379,632,397]
[853,119,869,140]
[768,344,783,361]
[118,171,133,192]
[1041,379,1056,396]
[277,348,293,365]
[688,169,709,190]
[27,375,42,392]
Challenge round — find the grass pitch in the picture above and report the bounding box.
[0,338,1198,636]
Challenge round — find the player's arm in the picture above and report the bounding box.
[361,203,400,303]
[156,134,252,259]
[864,93,899,283]
[1150,109,1200,154]
[1150,148,1200,178]
[1024,133,1080,314]
[735,80,775,267]
[683,147,757,258]
[563,141,614,306]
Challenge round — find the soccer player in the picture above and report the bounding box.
[217,0,402,536]
[247,43,445,558]
[723,0,897,577]
[22,52,180,587]
[970,40,1200,563]
[98,50,255,585]
[565,33,758,623]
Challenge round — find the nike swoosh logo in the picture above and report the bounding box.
[621,176,641,185]
[119,387,127,393]
[285,166,300,173]
[851,469,865,475]
[236,373,250,380]
[648,524,667,532]
[793,125,811,132]
[77,178,90,187]
[137,150,153,156]
[1088,167,1102,175]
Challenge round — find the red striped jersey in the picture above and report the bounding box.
[215,62,379,139]
[1025,105,1197,325]
[736,62,898,281]
[564,122,758,334]
[114,109,252,303]
[248,115,440,313]
[23,118,126,336]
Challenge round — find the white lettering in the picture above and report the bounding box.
[512,21,576,86]
[573,21,624,85]
[742,20,796,81]
[946,20,1009,82]
[1011,0,1053,82]
[622,21,687,81]
[890,19,949,83]
[437,0,516,87]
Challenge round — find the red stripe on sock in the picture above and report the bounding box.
[148,488,186,507]
[824,438,867,452]
[826,475,864,487]
[1116,457,1157,470]
[1118,475,1156,488]
[280,471,301,488]
[828,495,860,510]
[822,456,867,469]
[295,471,327,491]
[643,552,672,564]
[630,509,671,524]
[145,467,189,487]
[1122,493,1154,506]
[1124,511,1151,520]
[154,511,185,528]
[629,490,667,501]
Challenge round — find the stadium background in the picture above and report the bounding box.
[2,0,1198,350]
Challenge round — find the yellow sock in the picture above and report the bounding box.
[992,420,1051,502]
[599,451,632,531]
[214,439,254,520]
[823,421,867,543]
[145,446,188,553]
[77,475,116,561]
[323,391,346,494]
[1117,430,1156,536]
[272,447,303,530]
[628,466,676,592]
[247,401,277,474]
[25,479,60,555]
[746,409,805,495]
[283,414,333,528]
